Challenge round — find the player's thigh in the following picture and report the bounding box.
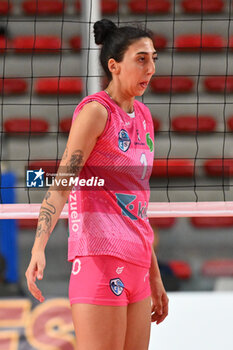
[71,303,127,350]
[124,296,151,350]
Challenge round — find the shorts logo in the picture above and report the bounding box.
[116,266,124,274]
[72,258,81,275]
[109,278,124,296]
[118,129,131,152]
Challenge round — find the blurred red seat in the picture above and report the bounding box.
[4,118,49,134]
[202,259,233,277]
[204,159,233,176]
[18,219,38,229]
[168,260,192,279]
[172,115,216,132]
[101,0,118,14]
[204,76,233,93]
[0,78,27,94]
[35,77,82,95]
[175,34,225,51]
[181,0,224,13]
[60,117,72,133]
[229,36,233,49]
[29,160,60,175]
[0,1,12,15]
[149,217,176,228]
[13,36,61,53]
[152,117,160,131]
[75,0,81,12]
[190,217,233,228]
[22,0,65,15]
[152,34,167,50]
[69,36,82,51]
[152,159,194,177]
[128,0,171,14]
[75,0,118,14]
[150,76,194,93]
[227,116,233,131]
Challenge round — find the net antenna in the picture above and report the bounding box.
[82,0,101,95]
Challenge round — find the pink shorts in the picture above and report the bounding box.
[69,255,151,306]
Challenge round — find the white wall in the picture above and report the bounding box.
[150,292,233,350]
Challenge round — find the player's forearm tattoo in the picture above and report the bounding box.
[66,149,84,175]
[36,191,56,238]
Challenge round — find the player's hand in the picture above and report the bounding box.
[150,277,169,324]
[25,250,46,303]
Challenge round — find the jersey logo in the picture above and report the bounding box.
[109,278,124,296]
[136,129,141,141]
[115,193,137,220]
[118,129,131,152]
[146,133,154,152]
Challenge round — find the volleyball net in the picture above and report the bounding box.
[0,0,233,219]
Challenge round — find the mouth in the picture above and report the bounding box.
[139,82,149,89]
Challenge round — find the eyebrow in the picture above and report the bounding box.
[136,51,157,55]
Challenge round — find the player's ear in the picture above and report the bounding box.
[108,58,120,75]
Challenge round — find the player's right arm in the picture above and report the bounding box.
[25,101,108,302]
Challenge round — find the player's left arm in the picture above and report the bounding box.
[149,249,169,324]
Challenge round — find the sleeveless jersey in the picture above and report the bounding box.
[68,90,155,268]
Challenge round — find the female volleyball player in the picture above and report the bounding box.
[25,19,168,350]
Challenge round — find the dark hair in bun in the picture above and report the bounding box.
[94,19,117,45]
[93,19,153,81]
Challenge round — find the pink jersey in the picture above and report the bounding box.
[68,90,154,268]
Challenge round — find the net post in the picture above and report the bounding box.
[82,0,101,95]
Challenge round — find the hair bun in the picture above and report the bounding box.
[94,19,117,45]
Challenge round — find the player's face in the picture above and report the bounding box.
[118,37,157,96]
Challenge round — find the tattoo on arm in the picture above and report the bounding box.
[35,149,84,238]
[36,191,56,238]
[66,150,84,175]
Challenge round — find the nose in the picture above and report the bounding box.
[147,59,155,76]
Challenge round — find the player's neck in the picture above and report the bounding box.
[105,83,134,113]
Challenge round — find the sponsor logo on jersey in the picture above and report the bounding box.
[115,193,137,220]
[118,129,131,152]
[116,266,124,274]
[146,133,154,152]
[138,201,148,219]
[134,129,145,146]
[109,278,125,296]
[72,258,81,275]
[115,193,148,220]
[135,141,145,146]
